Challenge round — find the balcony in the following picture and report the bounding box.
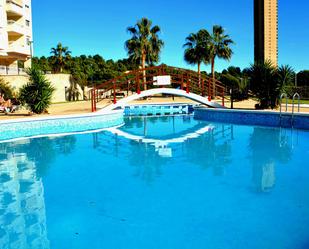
[0,65,27,75]
[6,0,24,17]
[8,42,30,56]
[7,20,24,36]
[0,50,8,56]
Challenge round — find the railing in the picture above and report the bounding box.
[7,20,24,34]
[90,65,227,112]
[7,20,23,27]
[279,93,288,117]
[279,92,301,127]
[6,0,24,18]
[292,93,300,114]
[6,0,23,8]
[0,66,26,75]
[291,93,300,127]
[7,43,29,55]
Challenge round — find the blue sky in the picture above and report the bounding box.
[32,0,309,72]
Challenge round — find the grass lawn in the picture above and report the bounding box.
[286,99,309,105]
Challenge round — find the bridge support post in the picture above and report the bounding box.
[222,88,225,107]
[181,74,184,90]
[91,89,94,112]
[91,88,96,112]
[136,73,140,94]
[186,73,190,93]
[208,79,211,101]
[113,81,117,104]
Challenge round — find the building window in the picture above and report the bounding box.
[25,4,29,8]
[26,20,30,27]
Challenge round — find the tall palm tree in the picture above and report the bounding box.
[50,43,71,73]
[183,29,210,85]
[209,25,234,96]
[125,17,164,90]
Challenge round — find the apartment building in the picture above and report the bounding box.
[254,0,278,67]
[0,142,50,249]
[0,0,33,75]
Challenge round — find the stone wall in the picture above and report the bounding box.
[1,73,83,103]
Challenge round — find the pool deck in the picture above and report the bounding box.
[0,97,309,120]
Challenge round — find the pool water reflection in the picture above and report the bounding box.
[0,115,308,249]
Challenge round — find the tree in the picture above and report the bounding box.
[19,68,55,114]
[32,56,52,73]
[296,70,309,86]
[50,43,71,73]
[208,25,234,96]
[125,17,164,90]
[0,77,14,100]
[250,61,276,109]
[220,66,249,102]
[277,65,295,96]
[183,29,210,85]
[249,61,294,109]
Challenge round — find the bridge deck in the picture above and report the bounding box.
[98,88,225,113]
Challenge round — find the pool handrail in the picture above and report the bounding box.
[292,92,300,127]
[279,93,288,119]
[292,92,300,114]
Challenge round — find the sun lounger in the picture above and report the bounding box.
[0,105,19,114]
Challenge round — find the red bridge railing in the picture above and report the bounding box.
[90,65,226,112]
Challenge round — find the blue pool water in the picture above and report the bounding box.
[0,115,309,249]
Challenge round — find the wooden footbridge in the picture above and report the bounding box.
[90,65,227,112]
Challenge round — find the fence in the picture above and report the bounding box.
[284,86,309,99]
[0,66,27,76]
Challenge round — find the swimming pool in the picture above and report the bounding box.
[0,115,308,249]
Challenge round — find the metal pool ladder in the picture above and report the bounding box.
[291,93,300,127]
[279,93,288,126]
[279,92,300,127]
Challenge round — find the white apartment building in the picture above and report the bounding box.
[0,0,33,75]
[0,142,50,249]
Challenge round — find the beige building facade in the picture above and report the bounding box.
[0,0,33,75]
[254,0,278,66]
[2,74,85,103]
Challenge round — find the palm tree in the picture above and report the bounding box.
[19,68,55,114]
[183,29,210,85]
[249,61,294,109]
[208,25,234,96]
[125,17,164,90]
[50,43,71,73]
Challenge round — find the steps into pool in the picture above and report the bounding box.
[124,104,195,116]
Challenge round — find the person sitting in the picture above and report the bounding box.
[0,94,14,114]
[0,94,5,104]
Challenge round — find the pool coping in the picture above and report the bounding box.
[194,107,309,116]
[0,110,123,125]
[194,107,309,130]
[0,123,125,144]
[0,110,125,142]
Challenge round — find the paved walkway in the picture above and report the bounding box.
[0,97,308,120]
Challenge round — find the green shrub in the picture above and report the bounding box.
[0,77,14,100]
[19,68,55,114]
[220,73,249,101]
[249,61,294,109]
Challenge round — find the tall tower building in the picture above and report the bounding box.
[0,0,33,75]
[254,0,278,66]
